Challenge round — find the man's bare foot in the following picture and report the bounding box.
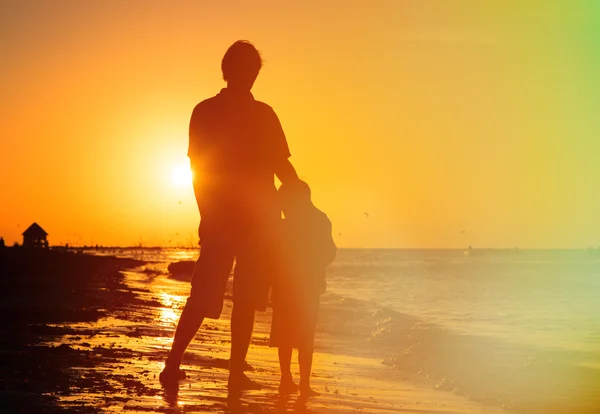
[159,365,186,384]
[228,372,262,392]
[300,386,319,398]
[278,378,299,395]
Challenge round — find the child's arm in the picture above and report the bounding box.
[315,215,337,267]
[322,227,337,266]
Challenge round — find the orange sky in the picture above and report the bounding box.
[1,1,599,248]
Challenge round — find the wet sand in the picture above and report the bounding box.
[0,249,505,413]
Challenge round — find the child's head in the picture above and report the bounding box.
[278,180,312,218]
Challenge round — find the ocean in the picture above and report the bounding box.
[95,248,600,413]
[322,249,600,413]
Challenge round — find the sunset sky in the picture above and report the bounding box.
[1,1,599,248]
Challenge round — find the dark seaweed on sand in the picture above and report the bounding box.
[0,248,151,412]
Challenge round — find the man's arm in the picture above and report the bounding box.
[190,161,204,210]
[274,158,299,185]
[190,158,216,242]
[266,105,298,185]
[190,159,213,217]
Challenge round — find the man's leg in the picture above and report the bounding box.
[160,301,205,383]
[228,301,257,386]
[278,346,298,394]
[161,238,234,382]
[227,223,276,390]
[164,300,205,370]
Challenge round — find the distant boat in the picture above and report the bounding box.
[464,246,520,256]
[464,246,487,257]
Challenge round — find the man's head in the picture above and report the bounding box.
[221,40,262,90]
[278,180,312,219]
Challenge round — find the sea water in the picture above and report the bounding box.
[106,248,600,413]
[322,249,600,413]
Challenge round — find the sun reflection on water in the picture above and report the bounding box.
[158,292,185,327]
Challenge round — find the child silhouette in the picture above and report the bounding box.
[270,181,337,396]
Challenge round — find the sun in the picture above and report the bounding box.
[171,164,192,187]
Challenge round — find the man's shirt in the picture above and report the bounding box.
[188,88,291,232]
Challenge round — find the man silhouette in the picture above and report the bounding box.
[160,41,299,391]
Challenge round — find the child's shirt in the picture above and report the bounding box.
[278,206,337,295]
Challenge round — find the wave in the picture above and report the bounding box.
[317,292,600,414]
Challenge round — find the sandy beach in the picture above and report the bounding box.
[0,248,510,413]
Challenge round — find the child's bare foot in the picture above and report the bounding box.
[278,378,299,395]
[300,386,319,397]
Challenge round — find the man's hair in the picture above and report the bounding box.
[221,40,263,82]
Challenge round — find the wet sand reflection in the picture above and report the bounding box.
[37,268,505,413]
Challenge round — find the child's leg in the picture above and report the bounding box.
[278,346,293,380]
[298,345,318,396]
[278,346,298,393]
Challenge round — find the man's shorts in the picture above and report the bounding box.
[187,230,277,319]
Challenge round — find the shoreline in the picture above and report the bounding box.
[4,248,596,413]
[0,248,506,413]
[0,248,151,412]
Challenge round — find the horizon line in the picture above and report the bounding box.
[31,245,600,251]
